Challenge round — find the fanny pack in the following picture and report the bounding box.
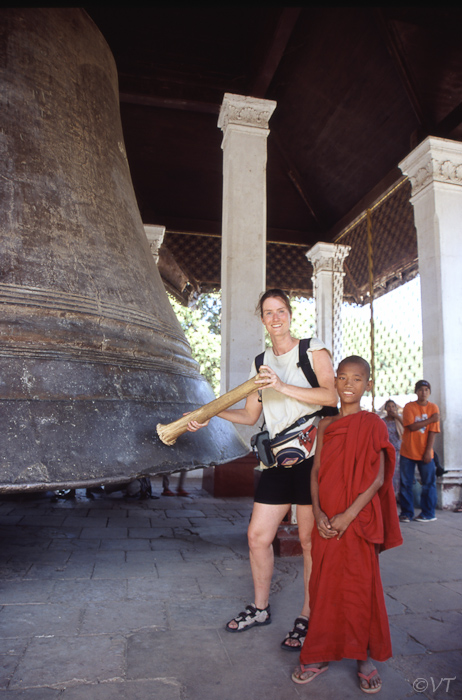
[251,412,320,468]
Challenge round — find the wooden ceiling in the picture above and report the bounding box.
[85,7,462,302]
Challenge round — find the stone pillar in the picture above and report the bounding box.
[306,242,351,368]
[218,93,276,424]
[399,136,462,508]
[144,225,165,264]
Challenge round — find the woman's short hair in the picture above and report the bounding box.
[256,289,292,317]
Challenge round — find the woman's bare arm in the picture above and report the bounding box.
[258,348,338,407]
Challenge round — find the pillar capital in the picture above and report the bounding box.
[305,242,350,368]
[218,93,276,144]
[399,136,462,198]
[144,225,165,263]
[306,241,351,273]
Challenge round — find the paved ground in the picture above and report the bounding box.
[0,474,461,700]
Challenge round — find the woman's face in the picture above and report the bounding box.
[261,296,291,338]
[385,401,396,416]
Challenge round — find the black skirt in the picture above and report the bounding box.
[254,456,314,505]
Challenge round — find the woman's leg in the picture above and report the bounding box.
[225,501,289,631]
[280,504,314,649]
[248,502,291,609]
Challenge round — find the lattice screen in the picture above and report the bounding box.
[342,277,423,406]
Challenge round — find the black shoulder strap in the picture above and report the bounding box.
[255,350,265,373]
[299,338,339,416]
[255,339,318,387]
[297,338,319,388]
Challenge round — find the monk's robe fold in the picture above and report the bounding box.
[300,411,403,664]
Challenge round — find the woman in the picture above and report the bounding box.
[187,289,337,651]
[382,399,404,497]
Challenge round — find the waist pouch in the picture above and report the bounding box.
[251,415,320,469]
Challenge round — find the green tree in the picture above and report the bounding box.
[168,293,221,395]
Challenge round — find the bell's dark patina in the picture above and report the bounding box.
[0,8,248,492]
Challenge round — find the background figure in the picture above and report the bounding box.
[381,399,404,497]
[399,380,440,523]
[162,470,189,497]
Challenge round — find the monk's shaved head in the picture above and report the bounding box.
[337,356,371,379]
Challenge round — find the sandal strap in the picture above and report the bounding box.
[293,616,309,630]
[358,669,379,683]
[281,616,309,647]
[231,604,270,626]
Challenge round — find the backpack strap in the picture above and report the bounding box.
[255,339,317,387]
[298,339,339,417]
[255,350,265,374]
[297,338,319,388]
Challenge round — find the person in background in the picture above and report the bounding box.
[162,470,189,497]
[399,380,440,523]
[382,399,403,497]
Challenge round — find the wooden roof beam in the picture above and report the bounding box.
[373,8,431,134]
[248,8,302,98]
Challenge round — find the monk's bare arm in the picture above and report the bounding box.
[329,450,385,539]
[311,417,338,538]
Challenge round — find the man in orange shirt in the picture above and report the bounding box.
[399,380,440,523]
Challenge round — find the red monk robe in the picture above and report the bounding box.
[300,410,403,664]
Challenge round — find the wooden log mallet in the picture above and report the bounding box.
[156,374,261,446]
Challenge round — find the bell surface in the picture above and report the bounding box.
[0,8,248,492]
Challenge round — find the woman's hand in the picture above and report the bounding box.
[183,412,210,432]
[315,509,338,539]
[255,365,284,392]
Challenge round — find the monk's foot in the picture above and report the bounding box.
[357,659,382,694]
[291,662,328,685]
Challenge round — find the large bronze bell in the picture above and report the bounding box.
[0,8,248,492]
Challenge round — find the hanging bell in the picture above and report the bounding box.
[0,8,248,493]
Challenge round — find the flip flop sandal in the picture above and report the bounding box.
[291,664,328,685]
[358,669,382,694]
[281,616,309,651]
[225,603,271,632]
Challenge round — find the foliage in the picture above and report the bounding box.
[168,292,221,395]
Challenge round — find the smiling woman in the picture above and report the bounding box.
[183,287,337,651]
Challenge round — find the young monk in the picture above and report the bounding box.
[291,356,402,694]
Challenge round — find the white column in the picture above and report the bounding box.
[306,242,350,368]
[144,225,165,264]
[399,136,462,508]
[218,93,276,418]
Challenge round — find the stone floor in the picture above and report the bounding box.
[0,475,461,699]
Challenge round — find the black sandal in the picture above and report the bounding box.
[225,603,271,632]
[281,616,309,651]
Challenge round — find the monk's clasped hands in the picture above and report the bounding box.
[316,511,338,539]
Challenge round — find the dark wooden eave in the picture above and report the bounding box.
[85,7,462,303]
